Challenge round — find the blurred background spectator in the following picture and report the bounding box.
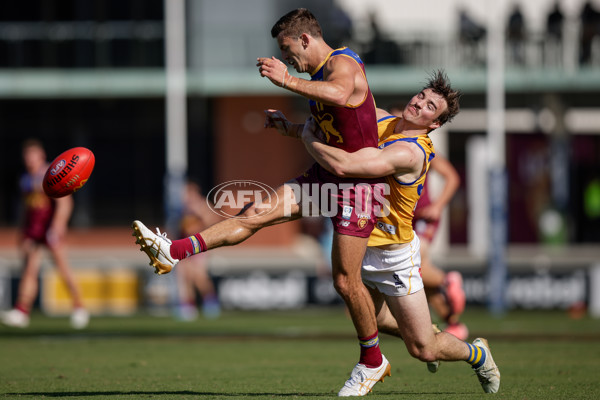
[173,180,221,321]
[545,2,564,65]
[507,4,527,65]
[458,7,486,65]
[547,2,565,39]
[579,1,600,64]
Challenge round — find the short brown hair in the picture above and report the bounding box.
[22,138,44,150]
[271,8,322,39]
[424,69,461,126]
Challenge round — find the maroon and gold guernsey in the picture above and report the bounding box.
[308,47,378,152]
[20,165,56,243]
[368,116,436,247]
[296,47,382,239]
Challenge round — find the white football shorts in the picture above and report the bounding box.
[362,234,424,297]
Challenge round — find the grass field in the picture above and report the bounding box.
[2,307,600,399]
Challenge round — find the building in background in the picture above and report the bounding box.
[0,0,599,313]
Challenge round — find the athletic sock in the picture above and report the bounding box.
[15,303,30,315]
[358,331,383,368]
[466,343,487,369]
[169,233,207,260]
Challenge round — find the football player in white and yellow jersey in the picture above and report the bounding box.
[301,71,500,394]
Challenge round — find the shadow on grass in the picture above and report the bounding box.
[0,330,356,341]
[5,391,336,397]
[5,390,471,398]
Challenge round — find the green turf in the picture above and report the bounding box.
[1,307,600,399]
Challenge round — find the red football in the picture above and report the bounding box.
[43,147,95,198]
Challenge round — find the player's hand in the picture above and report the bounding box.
[264,109,293,136]
[414,203,443,222]
[257,57,290,88]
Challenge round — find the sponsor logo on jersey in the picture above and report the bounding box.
[376,221,397,235]
[342,205,353,220]
[338,220,351,227]
[357,217,368,229]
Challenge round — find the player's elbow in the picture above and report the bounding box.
[330,162,351,178]
[453,172,461,186]
[330,97,348,107]
[446,165,461,186]
[328,88,351,107]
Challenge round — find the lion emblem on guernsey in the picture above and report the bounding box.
[317,113,344,144]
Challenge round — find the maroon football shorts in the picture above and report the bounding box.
[294,163,384,238]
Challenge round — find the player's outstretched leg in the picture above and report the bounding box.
[132,183,300,275]
[471,338,500,393]
[338,355,391,397]
[131,220,179,274]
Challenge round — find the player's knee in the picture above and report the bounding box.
[332,274,348,296]
[405,341,436,362]
[333,271,363,295]
[332,274,358,299]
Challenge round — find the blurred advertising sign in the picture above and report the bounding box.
[41,268,139,316]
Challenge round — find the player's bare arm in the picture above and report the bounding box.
[301,118,424,180]
[415,155,460,222]
[428,155,460,208]
[256,55,364,107]
[320,55,368,106]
